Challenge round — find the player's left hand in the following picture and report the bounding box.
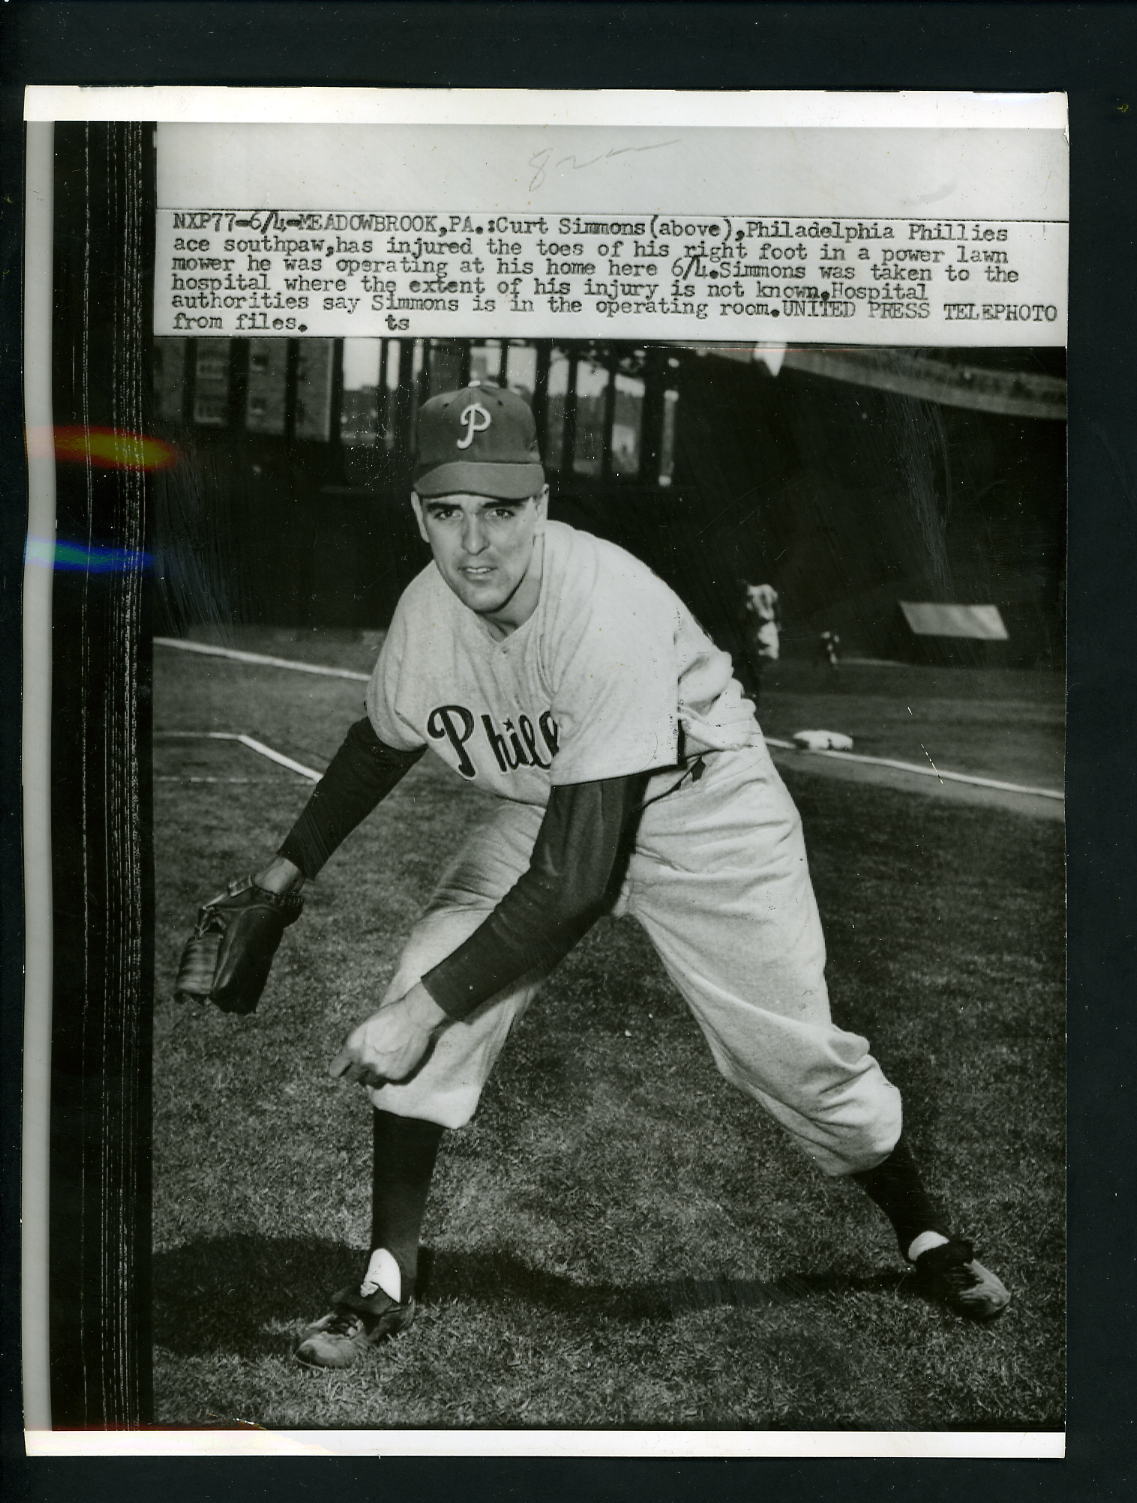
[174,873,304,1015]
[329,983,449,1088]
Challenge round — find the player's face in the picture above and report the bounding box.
[412,487,549,636]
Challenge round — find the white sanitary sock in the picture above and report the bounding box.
[359,1246,402,1302]
[907,1230,951,1263]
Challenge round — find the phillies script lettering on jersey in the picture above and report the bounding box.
[427,704,561,779]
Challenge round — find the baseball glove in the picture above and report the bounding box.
[174,875,304,1014]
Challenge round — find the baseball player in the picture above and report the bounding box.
[739,581,782,706]
[180,382,1009,1370]
[745,582,782,663]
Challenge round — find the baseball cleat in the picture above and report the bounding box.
[294,1285,416,1369]
[913,1239,1011,1321]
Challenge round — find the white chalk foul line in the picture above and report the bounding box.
[155,729,322,783]
[156,637,1063,805]
[156,776,276,784]
[764,737,1063,802]
[154,635,370,682]
[236,734,322,782]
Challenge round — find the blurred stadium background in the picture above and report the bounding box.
[149,335,1066,680]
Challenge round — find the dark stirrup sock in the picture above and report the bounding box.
[851,1136,952,1259]
[369,1110,446,1299]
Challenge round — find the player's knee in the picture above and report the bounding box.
[803,1067,902,1173]
[808,1110,901,1178]
[842,1088,903,1172]
[369,1081,482,1130]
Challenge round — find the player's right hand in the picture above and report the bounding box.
[329,983,449,1088]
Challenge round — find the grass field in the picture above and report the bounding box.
[151,630,1065,1432]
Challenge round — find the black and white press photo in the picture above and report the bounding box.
[21,88,1067,1456]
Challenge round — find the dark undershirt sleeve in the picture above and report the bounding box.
[278,717,424,878]
[420,771,649,1021]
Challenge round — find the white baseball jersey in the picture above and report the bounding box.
[366,521,759,801]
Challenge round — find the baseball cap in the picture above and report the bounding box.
[413,382,545,500]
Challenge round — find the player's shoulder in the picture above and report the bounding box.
[391,558,449,620]
[545,520,667,598]
[380,560,453,662]
[541,522,680,648]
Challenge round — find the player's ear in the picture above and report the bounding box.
[410,492,430,543]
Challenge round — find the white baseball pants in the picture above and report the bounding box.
[368,743,902,1177]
